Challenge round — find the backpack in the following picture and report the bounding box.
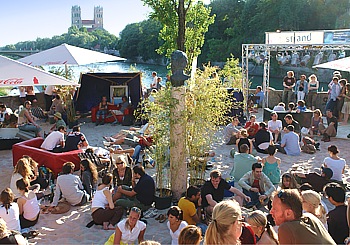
[122,114,135,126]
[39,165,55,186]
[301,144,316,154]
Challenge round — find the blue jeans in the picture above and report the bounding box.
[18,123,42,136]
[132,145,143,163]
[325,99,337,114]
[96,110,107,121]
[196,222,208,235]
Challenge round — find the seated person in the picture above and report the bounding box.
[17,101,42,137]
[324,182,349,245]
[322,145,345,182]
[0,104,13,126]
[255,86,264,106]
[50,112,66,131]
[319,110,338,142]
[309,109,323,137]
[80,159,98,200]
[253,122,273,154]
[114,165,155,211]
[236,129,254,154]
[223,117,240,145]
[230,144,261,181]
[244,115,259,138]
[95,96,113,126]
[201,169,250,215]
[49,94,65,115]
[0,218,27,245]
[178,186,207,235]
[41,126,66,152]
[111,96,131,124]
[49,162,89,209]
[238,162,275,208]
[296,100,307,113]
[111,155,133,202]
[273,102,285,112]
[287,102,295,112]
[0,188,20,232]
[268,112,282,143]
[284,114,300,134]
[293,167,333,193]
[277,125,301,156]
[64,125,89,151]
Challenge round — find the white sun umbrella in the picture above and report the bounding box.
[0,55,77,86]
[19,43,125,66]
[313,57,350,72]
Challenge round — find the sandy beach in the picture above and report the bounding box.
[1,110,349,244]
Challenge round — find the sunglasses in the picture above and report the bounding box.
[277,190,293,209]
[130,207,141,214]
[116,162,123,165]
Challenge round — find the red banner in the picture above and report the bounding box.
[0,78,24,85]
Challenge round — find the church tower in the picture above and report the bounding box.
[94,6,103,29]
[71,5,82,28]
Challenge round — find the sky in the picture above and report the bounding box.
[1,0,211,47]
[0,0,153,46]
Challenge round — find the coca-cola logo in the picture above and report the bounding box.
[0,78,23,85]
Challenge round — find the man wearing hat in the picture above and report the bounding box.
[293,167,333,193]
[50,112,66,131]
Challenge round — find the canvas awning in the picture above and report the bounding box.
[313,57,350,72]
[0,55,77,86]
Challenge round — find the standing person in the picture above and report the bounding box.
[16,178,40,229]
[246,210,279,245]
[268,112,282,143]
[204,200,243,245]
[238,163,275,208]
[150,71,158,89]
[301,190,327,227]
[323,145,346,182]
[326,77,341,117]
[336,79,347,122]
[91,173,123,230]
[262,145,281,185]
[223,117,240,145]
[307,74,319,110]
[342,83,350,124]
[0,188,20,232]
[25,86,37,103]
[95,96,113,126]
[309,109,323,138]
[278,125,301,156]
[49,162,90,209]
[112,207,146,245]
[295,74,308,102]
[80,159,98,200]
[18,86,26,105]
[178,186,207,235]
[17,101,42,137]
[282,71,296,104]
[166,206,188,245]
[178,225,202,245]
[44,85,55,112]
[270,189,336,244]
[324,183,349,245]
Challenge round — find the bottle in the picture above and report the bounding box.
[201,207,206,221]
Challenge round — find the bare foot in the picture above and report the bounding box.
[108,224,115,230]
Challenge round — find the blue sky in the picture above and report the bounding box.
[0,0,152,46]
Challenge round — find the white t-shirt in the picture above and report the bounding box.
[151,76,158,89]
[10,173,23,198]
[268,120,282,131]
[117,219,146,244]
[45,85,55,96]
[167,220,188,245]
[324,157,346,181]
[0,203,21,231]
[41,131,64,150]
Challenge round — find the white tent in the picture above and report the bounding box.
[19,43,125,66]
[0,55,76,86]
[313,57,350,72]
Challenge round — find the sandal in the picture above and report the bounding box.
[155,214,163,220]
[159,214,167,223]
[103,222,109,230]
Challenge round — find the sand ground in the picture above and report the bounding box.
[1,109,349,244]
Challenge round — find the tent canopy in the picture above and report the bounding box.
[75,72,142,112]
[0,55,76,86]
[313,57,350,72]
[19,43,126,66]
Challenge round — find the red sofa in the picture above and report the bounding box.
[91,105,133,123]
[12,137,82,177]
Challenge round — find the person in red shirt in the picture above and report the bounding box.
[244,115,259,138]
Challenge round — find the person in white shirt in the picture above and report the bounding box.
[113,206,146,244]
[166,206,188,245]
[268,112,282,143]
[40,126,65,152]
[0,188,21,232]
[150,71,158,89]
[44,85,55,111]
[323,145,346,182]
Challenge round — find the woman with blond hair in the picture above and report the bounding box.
[307,74,319,110]
[236,129,254,154]
[246,210,279,244]
[204,200,243,245]
[301,190,327,228]
[10,158,36,198]
[22,155,48,190]
[0,218,27,245]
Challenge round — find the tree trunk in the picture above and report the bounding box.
[170,87,187,200]
[177,0,186,51]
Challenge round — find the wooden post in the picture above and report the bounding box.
[170,86,187,200]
